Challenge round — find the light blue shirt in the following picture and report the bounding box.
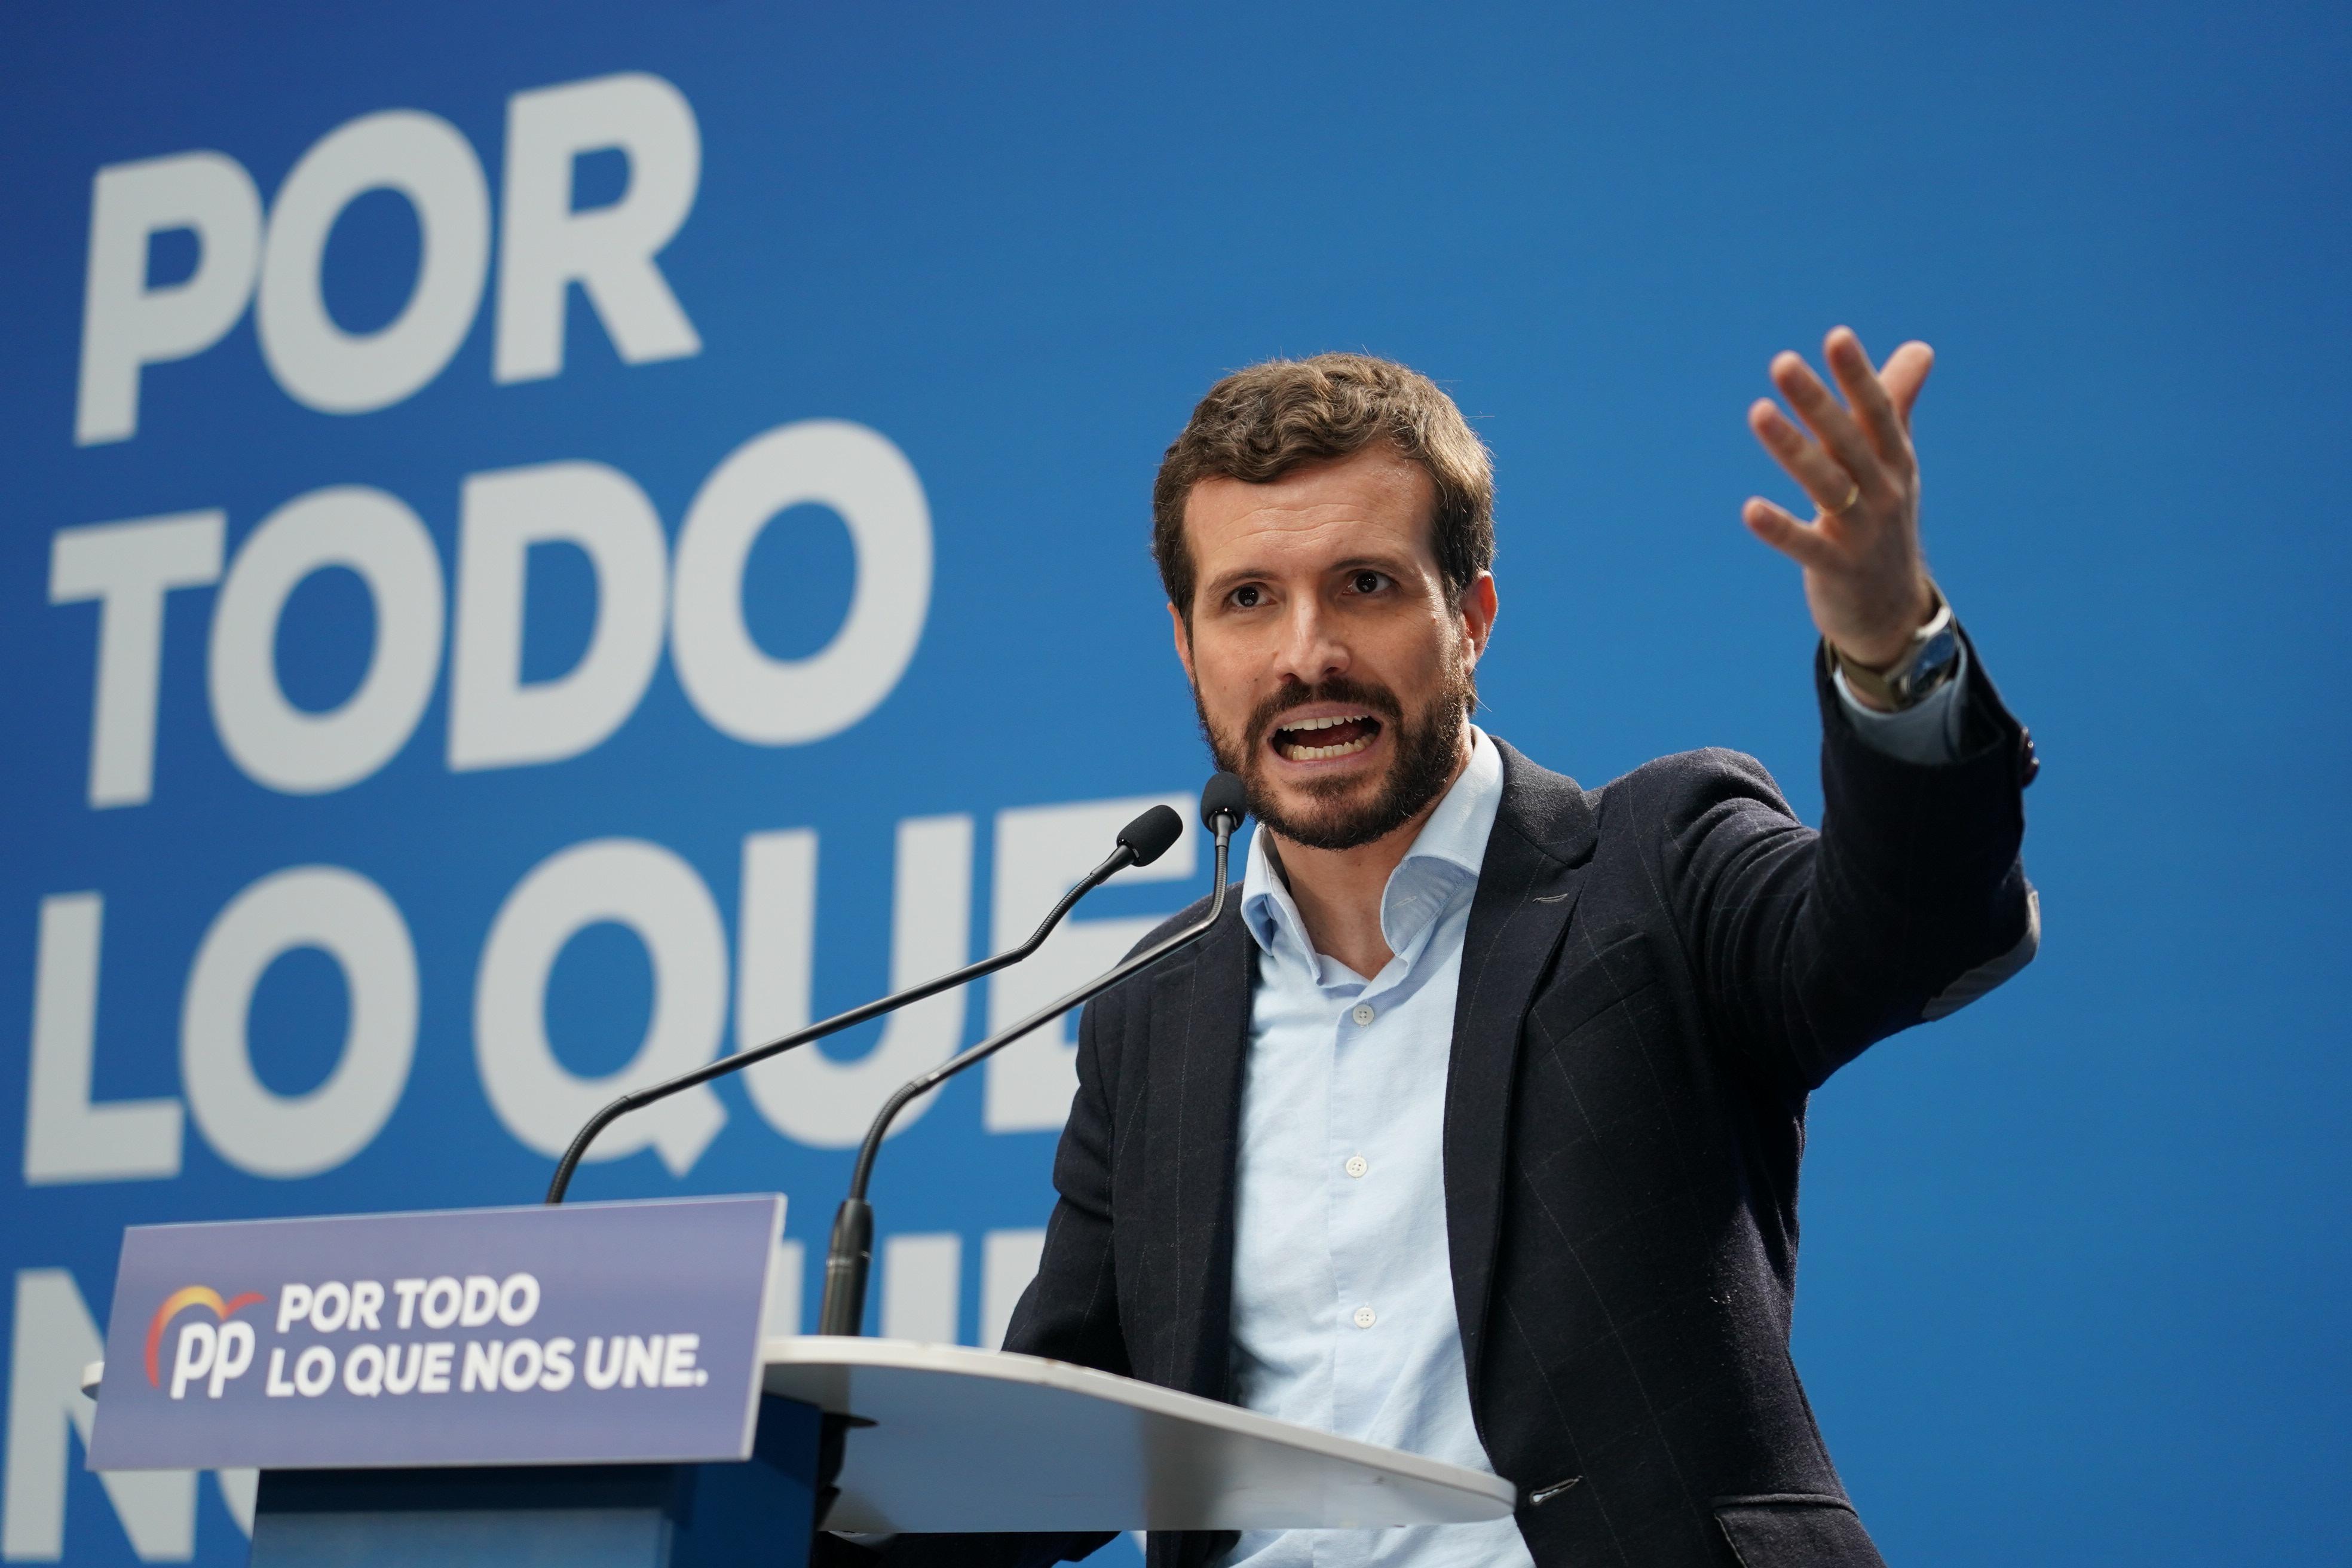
[1224,728,1529,1568]
[1218,668,1966,1568]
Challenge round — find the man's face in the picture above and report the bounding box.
[1171,445,1497,851]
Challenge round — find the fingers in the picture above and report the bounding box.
[1747,399,1861,516]
[1824,327,1908,467]
[1769,350,1889,504]
[1741,497,1840,570]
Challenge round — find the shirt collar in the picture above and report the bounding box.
[1241,726,1505,971]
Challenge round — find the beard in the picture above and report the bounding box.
[1192,651,1474,852]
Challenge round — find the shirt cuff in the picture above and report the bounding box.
[1831,639,1970,765]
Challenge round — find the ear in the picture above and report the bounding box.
[1168,602,1196,685]
[1457,573,1498,669]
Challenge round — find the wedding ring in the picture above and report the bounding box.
[1821,479,1861,515]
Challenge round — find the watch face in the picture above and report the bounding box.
[1904,626,1962,699]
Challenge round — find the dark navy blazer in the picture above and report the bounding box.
[891,652,2038,1568]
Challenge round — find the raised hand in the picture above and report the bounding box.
[1742,326,1936,673]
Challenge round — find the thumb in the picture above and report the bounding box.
[1883,342,1935,427]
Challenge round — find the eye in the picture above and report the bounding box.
[1229,584,1266,610]
[1347,570,1391,595]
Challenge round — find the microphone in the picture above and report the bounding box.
[541,801,1186,1202]
[815,773,1248,1336]
[1199,770,1247,837]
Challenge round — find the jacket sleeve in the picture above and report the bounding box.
[1659,634,2039,1092]
[878,990,1129,1568]
[1000,985,1133,1377]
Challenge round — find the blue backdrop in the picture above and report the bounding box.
[4,4,2345,1564]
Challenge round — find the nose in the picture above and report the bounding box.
[1272,595,1349,688]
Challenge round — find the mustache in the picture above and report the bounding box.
[1246,677,1404,748]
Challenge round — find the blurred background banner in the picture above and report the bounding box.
[1,4,2343,1564]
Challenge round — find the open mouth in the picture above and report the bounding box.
[1271,712,1383,762]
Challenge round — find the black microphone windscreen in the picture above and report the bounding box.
[1200,771,1249,831]
[1117,804,1184,867]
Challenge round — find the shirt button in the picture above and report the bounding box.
[1353,1306,1377,1330]
[1351,1003,1376,1026]
[1345,1155,1369,1179]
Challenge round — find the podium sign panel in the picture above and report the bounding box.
[87,1195,782,1472]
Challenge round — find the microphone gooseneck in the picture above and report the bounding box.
[816,773,1247,1336]
[541,802,1187,1203]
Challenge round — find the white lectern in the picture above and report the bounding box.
[764,1336,1516,1533]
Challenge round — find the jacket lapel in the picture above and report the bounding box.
[1444,740,1600,1391]
[1146,899,1254,1398]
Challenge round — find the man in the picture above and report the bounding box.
[905,332,2036,1568]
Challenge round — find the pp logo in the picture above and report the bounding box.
[146,1285,267,1399]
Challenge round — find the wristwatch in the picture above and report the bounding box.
[1832,583,1962,710]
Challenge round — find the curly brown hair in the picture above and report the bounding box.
[1152,352,1494,621]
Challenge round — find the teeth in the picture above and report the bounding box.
[1279,712,1371,733]
[1279,733,1375,762]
